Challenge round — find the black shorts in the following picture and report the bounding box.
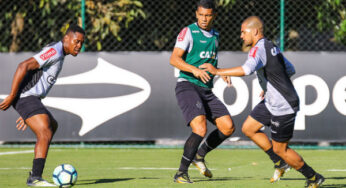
[250,100,296,142]
[175,81,230,126]
[12,96,51,120]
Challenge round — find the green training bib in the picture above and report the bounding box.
[179,23,219,88]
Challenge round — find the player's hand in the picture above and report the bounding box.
[199,63,217,75]
[0,95,15,111]
[259,90,265,100]
[221,76,232,87]
[192,68,211,83]
[16,116,27,131]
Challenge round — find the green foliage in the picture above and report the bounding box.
[0,0,145,52]
[316,0,346,45]
[217,0,236,9]
[85,0,146,51]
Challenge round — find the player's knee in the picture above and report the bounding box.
[220,123,235,136]
[37,127,54,143]
[191,116,207,125]
[229,121,236,135]
[273,146,285,158]
[241,125,252,137]
[190,116,207,136]
[192,126,207,137]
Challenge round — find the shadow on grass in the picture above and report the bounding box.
[77,177,161,185]
[278,176,346,188]
[322,176,346,188]
[270,176,346,181]
[138,177,161,180]
[322,185,346,188]
[326,177,346,180]
[77,178,134,185]
[194,176,253,182]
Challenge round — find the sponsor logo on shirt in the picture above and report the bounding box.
[47,75,57,85]
[200,40,207,43]
[200,51,217,59]
[191,30,200,33]
[249,47,258,58]
[271,47,279,56]
[178,27,188,41]
[40,48,57,60]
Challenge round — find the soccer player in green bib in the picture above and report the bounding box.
[170,0,235,183]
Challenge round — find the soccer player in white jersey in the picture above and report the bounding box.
[200,16,324,188]
[0,25,85,187]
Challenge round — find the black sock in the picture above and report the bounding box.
[265,147,283,167]
[297,163,316,179]
[178,132,203,173]
[197,129,229,158]
[32,158,46,177]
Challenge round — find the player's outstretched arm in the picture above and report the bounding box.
[200,63,246,77]
[0,57,40,111]
[170,47,210,83]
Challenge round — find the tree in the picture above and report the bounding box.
[0,0,145,52]
[83,0,145,51]
[316,0,346,45]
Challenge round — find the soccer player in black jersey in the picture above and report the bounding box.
[200,16,324,188]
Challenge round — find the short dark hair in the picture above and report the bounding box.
[65,25,85,35]
[197,0,216,11]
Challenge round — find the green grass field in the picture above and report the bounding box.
[0,147,345,187]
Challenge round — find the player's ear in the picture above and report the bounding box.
[253,28,259,36]
[63,34,69,43]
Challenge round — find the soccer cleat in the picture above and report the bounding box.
[27,172,56,187]
[192,159,213,178]
[270,161,291,183]
[174,171,193,184]
[305,173,325,188]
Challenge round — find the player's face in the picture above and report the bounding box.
[240,23,253,46]
[66,32,85,56]
[196,7,215,31]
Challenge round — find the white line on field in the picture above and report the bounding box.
[0,150,34,156]
[327,169,346,172]
[0,167,31,170]
[117,167,216,170]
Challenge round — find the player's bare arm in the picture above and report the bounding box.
[170,47,211,83]
[200,63,246,77]
[0,58,40,111]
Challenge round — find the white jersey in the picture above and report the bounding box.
[242,38,299,116]
[19,41,65,98]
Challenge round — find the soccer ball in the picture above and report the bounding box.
[52,164,78,187]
